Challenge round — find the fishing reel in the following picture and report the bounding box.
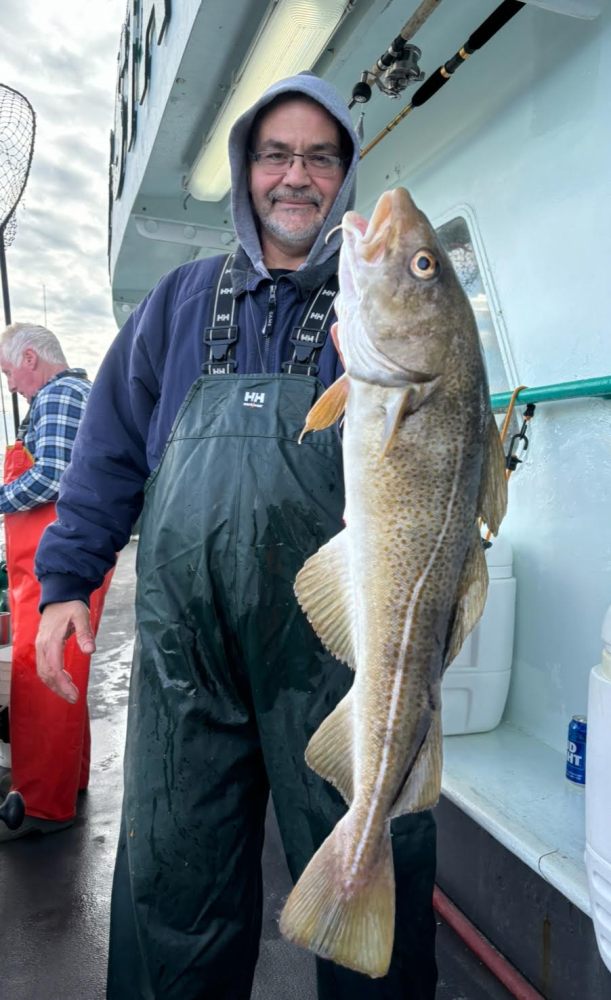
[376,44,425,97]
[351,38,424,105]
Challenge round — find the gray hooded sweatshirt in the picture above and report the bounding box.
[228,71,359,295]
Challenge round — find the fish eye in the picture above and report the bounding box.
[409,249,439,281]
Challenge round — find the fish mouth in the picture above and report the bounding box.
[343,189,419,264]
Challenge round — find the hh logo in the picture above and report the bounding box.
[243,390,266,408]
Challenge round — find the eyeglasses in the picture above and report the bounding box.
[248,150,345,177]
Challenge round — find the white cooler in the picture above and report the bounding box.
[585,605,611,973]
[441,535,516,735]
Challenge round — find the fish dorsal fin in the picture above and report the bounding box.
[380,378,439,458]
[444,528,489,668]
[294,528,357,670]
[305,691,354,804]
[298,374,350,443]
[478,415,508,535]
[389,709,443,818]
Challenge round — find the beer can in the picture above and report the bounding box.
[566,715,587,786]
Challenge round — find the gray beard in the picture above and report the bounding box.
[259,212,324,248]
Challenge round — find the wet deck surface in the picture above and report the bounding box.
[0,540,512,999]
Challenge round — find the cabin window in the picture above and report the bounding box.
[437,216,510,396]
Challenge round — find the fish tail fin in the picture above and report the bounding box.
[280,818,395,978]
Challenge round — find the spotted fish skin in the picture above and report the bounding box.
[280,188,507,978]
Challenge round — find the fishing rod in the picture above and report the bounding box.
[360,0,527,160]
[349,0,446,108]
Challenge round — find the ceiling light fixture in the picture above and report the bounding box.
[185,0,350,202]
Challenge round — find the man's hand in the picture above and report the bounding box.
[330,321,345,366]
[36,601,96,703]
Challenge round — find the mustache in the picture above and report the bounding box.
[269,188,322,207]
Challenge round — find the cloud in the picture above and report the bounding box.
[1,0,125,386]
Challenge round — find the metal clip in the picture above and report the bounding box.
[505,403,536,472]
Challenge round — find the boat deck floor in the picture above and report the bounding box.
[0,541,513,999]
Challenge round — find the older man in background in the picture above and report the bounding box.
[0,322,111,841]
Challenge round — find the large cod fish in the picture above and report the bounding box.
[280,188,507,977]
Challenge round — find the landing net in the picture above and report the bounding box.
[0,84,36,245]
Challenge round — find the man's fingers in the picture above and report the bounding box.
[75,624,96,655]
[330,321,345,365]
[49,667,79,704]
[36,600,93,703]
[36,634,80,703]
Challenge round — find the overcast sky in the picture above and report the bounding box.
[0,0,126,440]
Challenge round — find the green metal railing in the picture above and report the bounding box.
[491,376,611,411]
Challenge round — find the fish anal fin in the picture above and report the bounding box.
[280,818,395,978]
[389,711,443,819]
[299,374,349,443]
[295,529,356,670]
[305,692,354,804]
[445,529,489,668]
[478,415,508,535]
[381,379,439,458]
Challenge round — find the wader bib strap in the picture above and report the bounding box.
[282,272,338,377]
[202,254,238,375]
[203,254,339,377]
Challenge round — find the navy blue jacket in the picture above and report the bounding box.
[35,250,343,606]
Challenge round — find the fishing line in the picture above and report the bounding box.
[325,224,343,245]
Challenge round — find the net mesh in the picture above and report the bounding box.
[0,84,36,248]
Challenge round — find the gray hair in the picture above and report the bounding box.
[0,322,68,366]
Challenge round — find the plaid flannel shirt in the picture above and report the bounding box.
[0,369,90,514]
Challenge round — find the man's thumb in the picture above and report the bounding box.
[74,606,96,654]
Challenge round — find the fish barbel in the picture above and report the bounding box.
[279,188,507,977]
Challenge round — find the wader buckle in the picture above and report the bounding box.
[281,326,326,376]
[202,325,238,371]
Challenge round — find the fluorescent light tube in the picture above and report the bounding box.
[186,0,349,202]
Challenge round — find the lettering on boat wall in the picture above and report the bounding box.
[110,1,172,201]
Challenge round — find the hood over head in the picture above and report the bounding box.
[228,71,359,278]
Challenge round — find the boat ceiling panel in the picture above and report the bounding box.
[111,0,602,319]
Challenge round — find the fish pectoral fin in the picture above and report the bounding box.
[444,528,489,667]
[298,374,350,443]
[380,378,440,458]
[306,691,354,804]
[294,528,357,670]
[280,816,395,979]
[389,711,443,818]
[478,415,508,535]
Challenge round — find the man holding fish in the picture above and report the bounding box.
[34,69,504,998]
